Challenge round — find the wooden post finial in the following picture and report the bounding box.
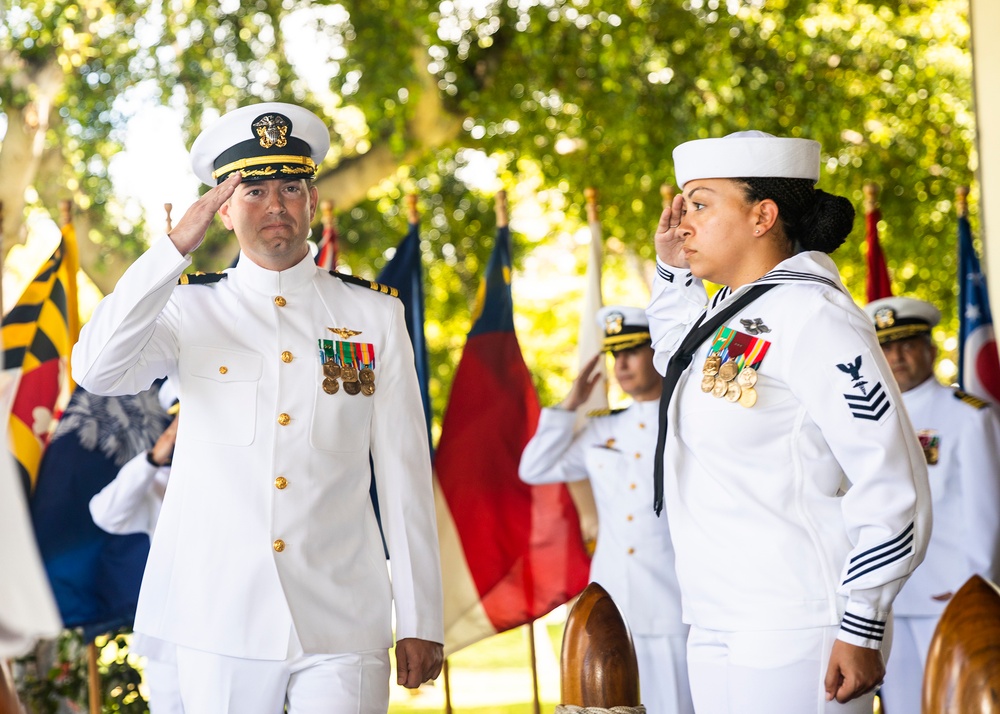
[59,199,72,227]
[164,203,173,233]
[406,194,419,224]
[660,184,675,208]
[320,200,335,228]
[863,183,880,214]
[584,188,598,224]
[957,186,969,218]
[495,190,508,228]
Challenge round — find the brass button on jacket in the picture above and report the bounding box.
[281,351,293,363]
[274,296,287,307]
[273,539,285,552]
[278,413,291,426]
[274,476,288,490]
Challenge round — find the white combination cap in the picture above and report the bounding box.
[864,296,941,344]
[190,102,331,187]
[595,305,651,353]
[672,130,821,190]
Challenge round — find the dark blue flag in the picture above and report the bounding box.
[30,385,170,638]
[377,221,432,442]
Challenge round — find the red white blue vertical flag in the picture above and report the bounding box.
[958,211,1000,402]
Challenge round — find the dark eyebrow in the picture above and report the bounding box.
[685,186,716,199]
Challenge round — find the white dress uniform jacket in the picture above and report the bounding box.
[894,378,1000,615]
[646,251,931,649]
[519,401,685,636]
[72,236,444,660]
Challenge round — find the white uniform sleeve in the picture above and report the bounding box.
[645,259,708,375]
[959,404,1000,583]
[369,297,444,645]
[72,236,190,396]
[518,408,590,485]
[783,298,931,649]
[89,452,162,536]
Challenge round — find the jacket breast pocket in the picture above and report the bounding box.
[182,346,262,446]
[310,388,373,453]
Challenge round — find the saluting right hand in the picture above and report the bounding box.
[654,192,688,268]
[168,171,242,255]
[559,352,604,411]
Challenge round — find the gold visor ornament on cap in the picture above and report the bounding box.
[874,307,896,330]
[254,113,289,149]
[604,312,625,336]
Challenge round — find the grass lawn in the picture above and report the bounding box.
[388,616,568,713]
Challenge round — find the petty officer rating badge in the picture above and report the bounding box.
[836,355,891,422]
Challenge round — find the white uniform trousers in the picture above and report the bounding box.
[174,627,390,714]
[686,625,886,714]
[634,633,695,714]
[144,657,184,714]
[878,615,936,714]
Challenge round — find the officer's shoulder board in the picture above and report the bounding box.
[586,407,626,418]
[329,271,399,298]
[952,388,990,410]
[177,272,227,285]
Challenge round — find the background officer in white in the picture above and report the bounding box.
[90,386,182,714]
[520,306,694,714]
[72,102,444,714]
[865,296,1000,714]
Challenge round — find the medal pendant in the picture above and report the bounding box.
[718,360,739,382]
[323,360,342,379]
[724,382,742,403]
[700,374,716,393]
[703,355,722,376]
[344,380,362,395]
[322,377,340,395]
[711,377,728,398]
[341,365,359,382]
[359,367,375,385]
[739,386,758,408]
[736,366,757,388]
[361,382,375,396]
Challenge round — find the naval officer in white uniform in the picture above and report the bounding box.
[864,296,1000,714]
[72,102,444,714]
[519,306,694,714]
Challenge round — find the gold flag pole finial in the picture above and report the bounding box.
[584,187,599,224]
[59,199,72,227]
[406,194,419,224]
[320,199,335,228]
[863,183,880,214]
[495,189,508,228]
[957,186,969,219]
[660,184,675,208]
[164,203,173,233]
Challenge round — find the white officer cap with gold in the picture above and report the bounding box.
[864,296,941,345]
[190,102,330,187]
[672,130,821,190]
[596,306,651,353]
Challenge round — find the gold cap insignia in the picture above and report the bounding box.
[604,312,625,336]
[253,113,290,149]
[328,327,362,339]
[874,307,896,329]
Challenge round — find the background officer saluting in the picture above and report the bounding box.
[72,102,443,714]
[864,296,1000,714]
[520,306,694,714]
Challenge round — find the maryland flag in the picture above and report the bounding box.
[434,225,590,654]
[1,222,80,492]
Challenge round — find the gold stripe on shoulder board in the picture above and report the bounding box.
[177,272,227,285]
[329,271,399,298]
[953,388,989,410]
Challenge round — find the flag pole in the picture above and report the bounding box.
[407,193,419,225]
[87,642,101,714]
[165,203,173,234]
[661,183,675,208]
[528,622,541,714]
[442,659,453,714]
[958,185,969,219]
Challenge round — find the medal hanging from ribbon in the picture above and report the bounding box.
[700,326,771,408]
[337,340,361,394]
[319,339,342,394]
[357,341,376,396]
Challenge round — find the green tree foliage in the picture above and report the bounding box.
[1,0,977,414]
